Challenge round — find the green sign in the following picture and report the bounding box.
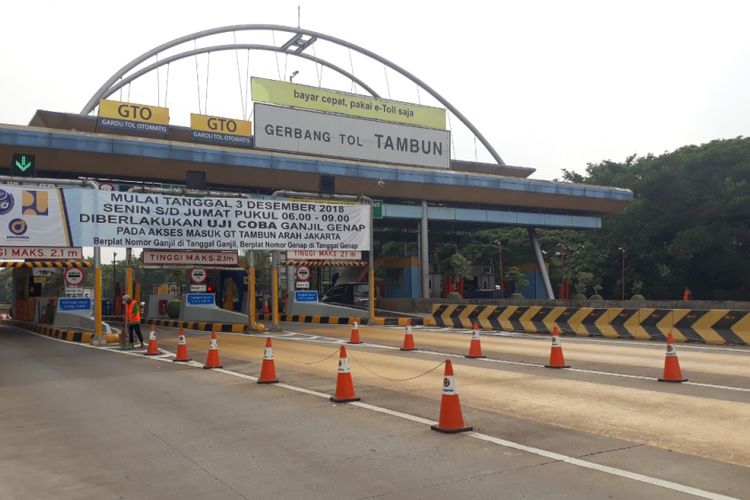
[12,153,36,177]
[372,200,383,219]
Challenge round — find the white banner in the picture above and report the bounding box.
[0,186,71,246]
[254,103,451,169]
[142,250,240,266]
[65,189,371,250]
[286,250,362,260]
[0,246,83,259]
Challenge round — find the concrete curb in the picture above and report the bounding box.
[3,320,119,344]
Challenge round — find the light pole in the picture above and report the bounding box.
[495,239,504,298]
[556,243,567,299]
[112,252,117,300]
[618,247,626,300]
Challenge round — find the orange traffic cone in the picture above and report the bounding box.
[545,327,569,368]
[330,346,360,403]
[348,318,362,344]
[431,359,473,433]
[263,297,271,315]
[203,331,223,369]
[257,337,279,384]
[144,326,160,356]
[400,320,416,351]
[658,332,687,382]
[466,323,485,359]
[173,328,192,362]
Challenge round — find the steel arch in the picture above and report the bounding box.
[83,24,504,165]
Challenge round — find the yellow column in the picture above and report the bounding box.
[272,264,280,331]
[249,267,257,329]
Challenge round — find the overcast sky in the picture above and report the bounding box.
[2,0,749,181]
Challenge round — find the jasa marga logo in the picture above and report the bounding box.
[0,189,15,215]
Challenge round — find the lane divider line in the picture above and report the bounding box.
[18,328,738,500]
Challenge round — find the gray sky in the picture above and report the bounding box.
[2,0,749,181]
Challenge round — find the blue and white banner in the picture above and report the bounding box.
[0,185,371,251]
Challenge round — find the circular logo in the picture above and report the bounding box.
[98,183,115,191]
[0,190,15,215]
[8,218,27,235]
[443,377,450,387]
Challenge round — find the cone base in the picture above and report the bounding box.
[658,377,688,383]
[431,425,473,434]
[203,364,223,369]
[330,396,360,403]
[545,364,570,369]
[257,379,280,384]
[400,347,417,351]
[347,340,363,344]
[465,355,486,359]
[144,351,161,356]
[173,358,192,362]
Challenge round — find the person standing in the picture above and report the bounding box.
[682,287,692,301]
[123,294,144,348]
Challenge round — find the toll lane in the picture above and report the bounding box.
[6,325,738,500]
[150,324,750,469]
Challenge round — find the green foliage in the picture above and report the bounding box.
[564,137,750,300]
[574,271,594,295]
[510,292,525,299]
[589,294,604,300]
[630,294,645,301]
[446,291,463,301]
[447,252,473,281]
[505,266,529,288]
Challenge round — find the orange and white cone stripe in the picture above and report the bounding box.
[431,359,472,433]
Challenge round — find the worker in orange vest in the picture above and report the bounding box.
[123,294,144,348]
[682,287,692,301]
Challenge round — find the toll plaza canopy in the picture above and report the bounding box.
[1,112,631,226]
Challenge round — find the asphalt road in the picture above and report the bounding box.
[1,323,748,499]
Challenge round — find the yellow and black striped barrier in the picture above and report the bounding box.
[430,304,750,346]
[0,260,93,268]
[3,320,118,344]
[143,319,248,333]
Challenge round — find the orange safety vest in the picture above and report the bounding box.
[125,300,141,323]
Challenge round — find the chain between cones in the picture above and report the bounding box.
[348,354,445,381]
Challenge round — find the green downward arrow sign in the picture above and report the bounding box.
[15,155,32,172]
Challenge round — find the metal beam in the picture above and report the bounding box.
[81,24,505,165]
[528,227,554,299]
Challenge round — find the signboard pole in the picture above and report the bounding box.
[125,248,133,297]
[247,251,257,331]
[92,248,104,345]
[271,252,280,331]
[368,200,375,321]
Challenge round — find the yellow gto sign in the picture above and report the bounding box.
[190,114,252,136]
[251,77,446,130]
[98,99,170,125]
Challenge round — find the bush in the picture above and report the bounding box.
[630,294,645,301]
[446,292,463,301]
[166,301,181,318]
[572,293,587,300]
[510,292,525,299]
[589,294,603,300]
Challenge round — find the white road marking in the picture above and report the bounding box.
[19,328,735,500]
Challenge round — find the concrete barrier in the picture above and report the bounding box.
[430,304,750,345]
[178,293,248,323]
[53,298,111,334]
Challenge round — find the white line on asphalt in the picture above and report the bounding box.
[420,327,750,353]
[18,328,738,500]
[193,328,750,393]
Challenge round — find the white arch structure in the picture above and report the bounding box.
[81,24,505,165]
